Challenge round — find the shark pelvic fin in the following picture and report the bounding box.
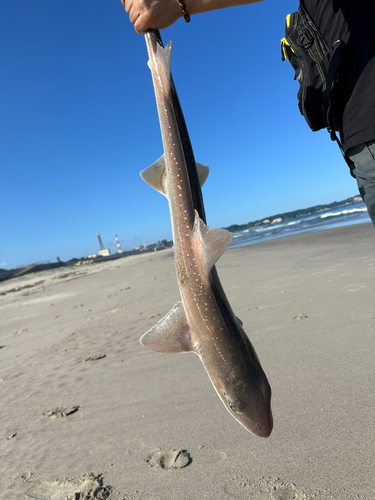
[140,302,192,353]
[140,156,209,197]
[193,210,233,272]
[140,156,167,197]
[196,163,209,187]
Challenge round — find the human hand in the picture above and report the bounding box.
[121,0,183,34]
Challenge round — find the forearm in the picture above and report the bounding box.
[187,0,263,16]
[122,0,263,35]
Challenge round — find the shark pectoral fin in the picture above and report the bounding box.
[140,155,167,197]
[196,163,209,187]
[193,210,233,272]
[140,301,192,354]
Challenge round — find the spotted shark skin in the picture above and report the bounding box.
[140,31,273,437]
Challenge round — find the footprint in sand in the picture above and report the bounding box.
[42,406,81,420]
[14,328,28,335]
[21,472,111,500]
[146,448,191,469]
[126,439,145,455]
[223,476,333,500]
[195,447,227,464]
[83,354,106,362]
[293,313,308,320]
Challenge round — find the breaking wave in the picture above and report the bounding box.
[228,201,370,249]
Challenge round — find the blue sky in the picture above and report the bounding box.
[1,0,358,268]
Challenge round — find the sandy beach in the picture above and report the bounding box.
[1,223,374,500]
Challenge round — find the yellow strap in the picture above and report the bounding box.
[281,14,293,61]
[281,37,293,61]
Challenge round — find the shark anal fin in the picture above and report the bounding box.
[193,210,233,272]
[140,302,192,354]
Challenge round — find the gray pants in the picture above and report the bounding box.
[347,140,375,227]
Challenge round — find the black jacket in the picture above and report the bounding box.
[305,0,375,152]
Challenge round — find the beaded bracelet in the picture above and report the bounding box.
[178,0,191,23]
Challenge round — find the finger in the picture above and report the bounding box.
[123,0,133,14]
[133,14,147,34]
[129,7,141,25]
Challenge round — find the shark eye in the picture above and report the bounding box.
[227,398,245,415]
[224,392,243,414]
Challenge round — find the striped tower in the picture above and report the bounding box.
[115,234,122,253]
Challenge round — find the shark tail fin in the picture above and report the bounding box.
[140,157,209,197]
[147,41,172,85]
[157,41,172,84]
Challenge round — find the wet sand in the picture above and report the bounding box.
[1,223,374,500]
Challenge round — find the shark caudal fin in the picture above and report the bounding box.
[193,210,233,272]
[140,156,209,197]
[147,41,172,86]
[140,302,193,353]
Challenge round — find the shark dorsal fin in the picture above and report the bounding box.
[193,210,233,272]
[140,302,192,353]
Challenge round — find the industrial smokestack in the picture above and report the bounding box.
[97,232,104,251]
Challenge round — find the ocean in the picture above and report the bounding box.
[228,200,371,248]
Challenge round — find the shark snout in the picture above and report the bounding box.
[253,372,273,437]
[237,400,273,437]
[250,408,273,438]
[237,393,273,438]
[222,370,273,437]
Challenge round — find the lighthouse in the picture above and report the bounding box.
[115,234,122,254]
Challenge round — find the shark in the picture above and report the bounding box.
[140,30,273,437]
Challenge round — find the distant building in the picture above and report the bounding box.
[98,249,111,257]
[96,232,111,257]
